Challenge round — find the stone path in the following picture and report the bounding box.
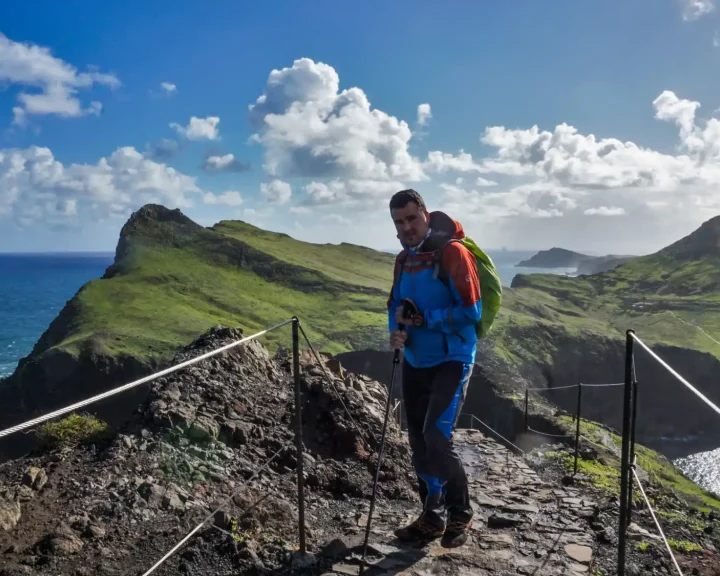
[322,429,602,576]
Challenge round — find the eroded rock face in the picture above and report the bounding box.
[0,325,415,574]
[0,494,21,531]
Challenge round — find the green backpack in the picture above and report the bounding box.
[432,236,503,339]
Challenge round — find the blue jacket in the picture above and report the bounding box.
[387,212,482,368]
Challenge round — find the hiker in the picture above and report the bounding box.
[387,188,482,548]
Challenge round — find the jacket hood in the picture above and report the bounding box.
[428,211,465,241]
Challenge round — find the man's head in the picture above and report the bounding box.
[389,189,430,247]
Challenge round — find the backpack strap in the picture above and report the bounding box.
[431,239,467,343]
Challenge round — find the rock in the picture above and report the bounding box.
[83,524,106,539]
[332,564,360,576]
[291,551,316,569]
[320,537,350,558]
[162,492,185,511]
[487,513,524,528]
[213,510,231,531]
[564,543,592,565]
[137,482,164,508]
[0,497,21,531]
[503,503,539,514]
[22,467,47,491]
[49,523,85,556]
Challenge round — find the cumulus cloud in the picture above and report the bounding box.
[681,0,714,21]
[0,145,201,224]
[170,116,220,140]
[0,33,120,125]
[160,82,177,94]
[439,181,575,221]
[417,103,432,126]
[248,58,426,182]
[424,150,486,174]
[202,153,250,173]
[203,190,243,207]
[260,179,292,205]
[301,179,404,207]
[584,206,626,217]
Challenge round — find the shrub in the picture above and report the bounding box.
[36,413,109,447]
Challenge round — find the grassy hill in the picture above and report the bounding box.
[28,205,397,362]
[502,215,720,361]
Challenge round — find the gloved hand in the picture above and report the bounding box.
[395,298,424,327]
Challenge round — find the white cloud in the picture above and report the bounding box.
[417,103,432,126]
[324,213,351,226]
[681,0,714,21]
[476,176,498,187]
[260,179,292,204]
[0,33,120,125]
[161,82,177,94]
[248,58,426,182]
[424,150,486,175]
[584,206,626,217]
[203,190,244,207]
[301,179,403,208]
[439,181,574,221]
[202,153,250,173]
[0,145,202,224]
[170,116,220,140]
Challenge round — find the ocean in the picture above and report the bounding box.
[0,253,115,378]
[0,251,717,496]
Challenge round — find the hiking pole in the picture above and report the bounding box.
[359,328,404,573]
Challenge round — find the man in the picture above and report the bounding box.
[387,188,482,549]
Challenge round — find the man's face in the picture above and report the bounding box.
[391,201,430,247]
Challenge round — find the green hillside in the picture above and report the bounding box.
[502,215,720,361]
[33,205,396,361]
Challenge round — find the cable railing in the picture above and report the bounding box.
[0,318,295,440]
[631,466,684,576]
[615,330,720,576]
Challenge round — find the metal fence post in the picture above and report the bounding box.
[617,330,635,576]
[573,383,583,475]
[292,318,306,555]
[627,362,639,527]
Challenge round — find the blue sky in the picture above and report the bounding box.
[1,0,719,254]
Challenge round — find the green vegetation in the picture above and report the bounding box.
[36,413,108,447]
[35,206,396,362]
[553,415,720,514]
[668,540,703,553]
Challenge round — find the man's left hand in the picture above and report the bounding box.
[395,305,412,326]
[395,300,420,326]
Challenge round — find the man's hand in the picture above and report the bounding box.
[390,328,408,349]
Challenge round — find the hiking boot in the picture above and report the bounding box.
[440,517,472,548]
[394,511,445,542]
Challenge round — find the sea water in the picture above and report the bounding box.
[0,253,114,378]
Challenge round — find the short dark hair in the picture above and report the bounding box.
[389,188,426,211]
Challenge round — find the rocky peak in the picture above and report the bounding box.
[109,204,205,272]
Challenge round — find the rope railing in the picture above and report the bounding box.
[630,332,720,417]
[525,382,623,392]
[631,466,684,576]
[616,329,720,576]
[461,412,526,455]
[0,318,295,440]
[141,439,295,576]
